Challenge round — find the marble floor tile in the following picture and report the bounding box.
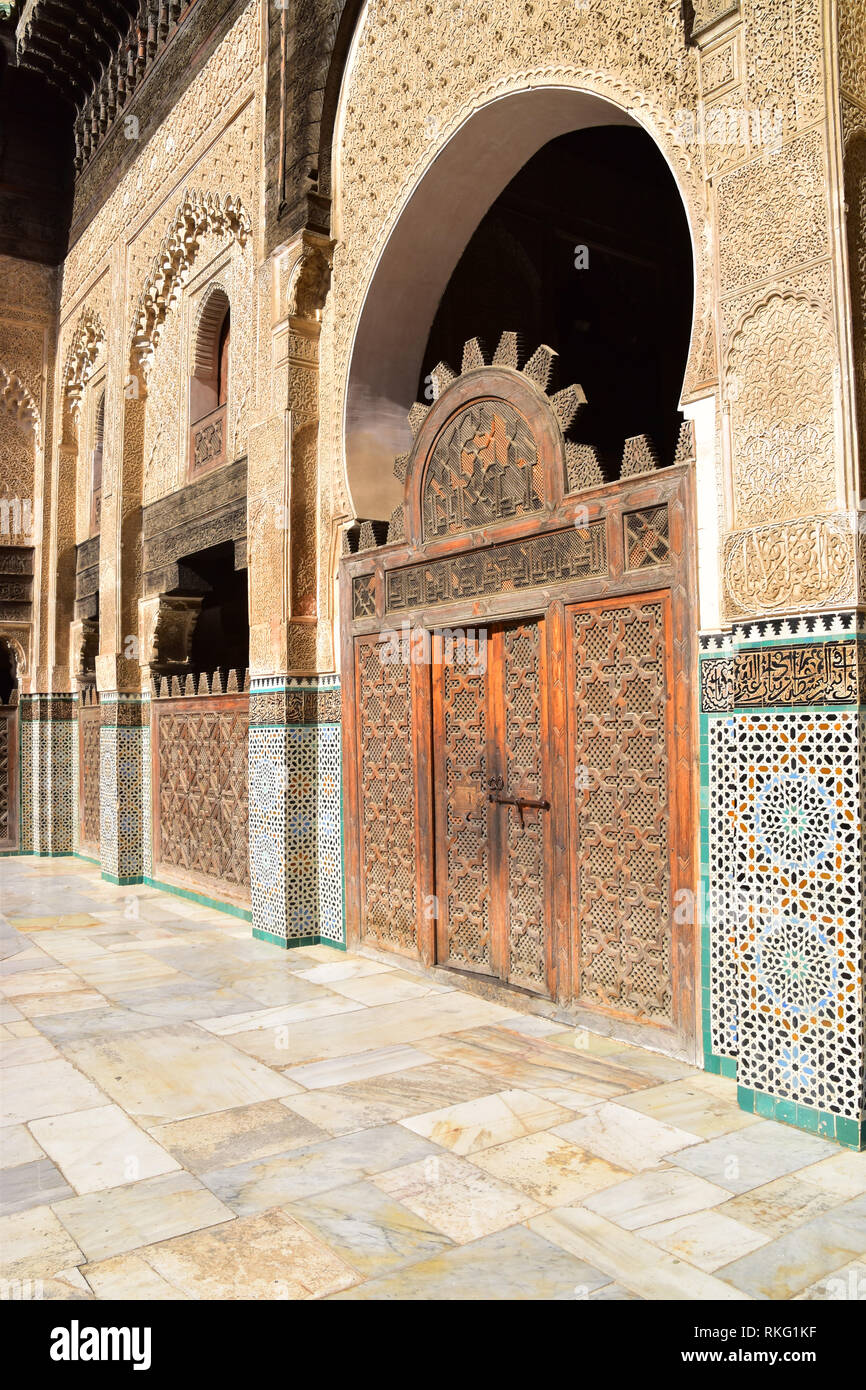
[282,1063,497,1136]
[81,1254,187,1300]
[420,1031,657,1098]
[716,1195,866,1299]
[29,1104,181,1194]
[798,1150,866,1199]
[642,1208,771,1271]
[719,1173,851,1237]
[271,993,517,1067]
[671,1120,839,1194]
[330,1222,610,1301]
[323,971,452,1006]
[616,1079,762,1140]
[58,1023,297,1126]
[582,1168,731,1230]
[129,1208,359,1300]
[36,1006,166,1041]
[0,1157,75,1213]
[149,1101,328,1173]
[529,1207,751,1301]
[468,1130,630,1207]
[0,1203,85,1280]
[200,1124,442,1213]
[1,1057,108,1125]
[492,1015,568,1039]
[401,1089,572,1156]
[99,981,266,1023]
[1,1124,45,1168]
[553,1103,702,1173]
[1,967,87,997]
[296,958,395,984]
[0,1034,60,1066]
[372,1153,543,1243]
[195,994,364,1037]
[14,990,108,1018]
[794,1258,866,1302]
[52,1171,237,1263]
[283,1044,434,1090]
[0,1002,23,1022]
[285,1178,454,1279]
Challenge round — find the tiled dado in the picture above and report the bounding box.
[700,613,865,1150]
[249,675,344,950]
[99,693,151,885]
[18,694,76,855]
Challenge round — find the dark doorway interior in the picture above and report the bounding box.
[419,126,694,474]
[173,541,249,674]
[0,640,17,704]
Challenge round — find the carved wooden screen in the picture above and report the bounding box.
[356,635,418,954]
[152,687,249,903]
[433,618,551,995]
[78,692,101,856]
[568,595,674,1023]
[0,701,17,851]
[422,400,543,539]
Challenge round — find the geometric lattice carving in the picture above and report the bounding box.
[422,399,542,540]
[502,620,547,991]
[0,705,12,847]
[79,693,101,853]
[572,598,672,1021]
[620,433,660,477]
[624,505,671,569]
[156,703,250,891]
[439,656,490,973]
[565,441,604,491]
[357,637,417,952]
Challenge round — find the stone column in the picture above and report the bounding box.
[247,231,345,948]
[95,348,150,885]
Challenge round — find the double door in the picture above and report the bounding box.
[433,617,552,995]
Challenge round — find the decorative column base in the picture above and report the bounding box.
[99,693,151,884]
[249,675,344,949]
[18,694,76,854]
[700,612,865,1150]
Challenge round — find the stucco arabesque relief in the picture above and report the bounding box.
[324,0,715,523]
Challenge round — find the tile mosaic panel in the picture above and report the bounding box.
[701,627,865,1138]
[248,678,344,948]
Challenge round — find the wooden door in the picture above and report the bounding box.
[433,616,552,995]
[0,700,18,851]
[566,592,677,1026]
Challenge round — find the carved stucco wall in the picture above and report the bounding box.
[321,0,861,628]
[0,256,55,689]
[322,2,713,539]
[46,2,264,690]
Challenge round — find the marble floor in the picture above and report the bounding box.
[1,858,864,1301]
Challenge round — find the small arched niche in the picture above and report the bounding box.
[189,285,230,478]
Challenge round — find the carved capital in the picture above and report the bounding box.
[286,233,334,323]
[138,594,203,678]
[69,618,99,684]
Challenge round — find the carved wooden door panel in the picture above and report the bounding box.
[567,593,675,1024]
[356,635,419,955]
[0,702,17,851]
[433,617,551,995]
[79,694,101,857]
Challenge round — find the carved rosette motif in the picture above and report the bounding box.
[725,293,838,527]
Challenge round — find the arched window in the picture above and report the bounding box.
[90,388,104,535]
[189,286,230,478]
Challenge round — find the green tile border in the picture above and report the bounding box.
[252,926,346,952]
[737,1085,865,1151]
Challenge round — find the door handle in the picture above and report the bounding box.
[488,793,550,827]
